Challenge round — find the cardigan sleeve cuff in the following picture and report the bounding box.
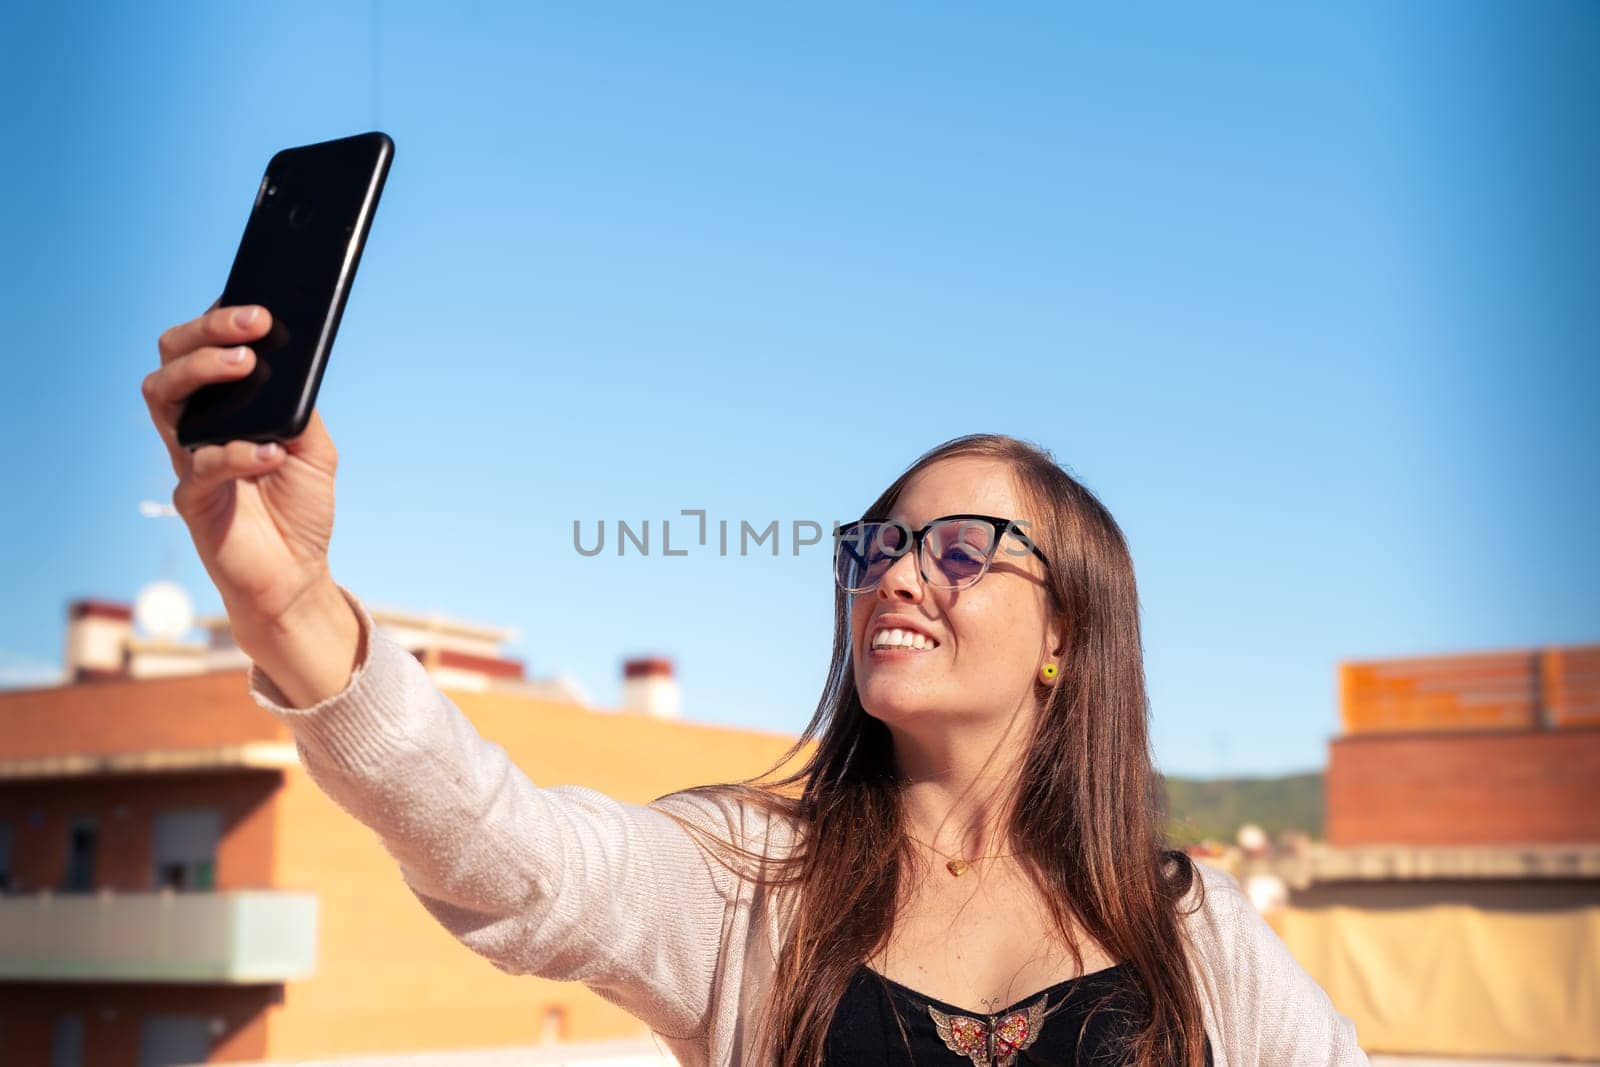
[246,581,422,774]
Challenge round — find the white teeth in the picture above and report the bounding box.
[872,628,939,650]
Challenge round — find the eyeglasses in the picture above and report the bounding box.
[833,513,1050,594]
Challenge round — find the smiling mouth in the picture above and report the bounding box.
[870,629,941,652]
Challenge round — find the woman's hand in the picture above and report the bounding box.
[143,300,342,643]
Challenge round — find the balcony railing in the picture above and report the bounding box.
[0,888,316,982]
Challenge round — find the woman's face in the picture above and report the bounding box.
[849,456,1061,732]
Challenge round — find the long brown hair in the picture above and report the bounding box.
[659,432,1211,1066]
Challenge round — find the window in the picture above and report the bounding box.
[0,820,12,892]
[51,1013,85,1067]
[539,1006,566,1044]
[151,809,222,891]
[138,1015,212,1067]
[63,817,96,892]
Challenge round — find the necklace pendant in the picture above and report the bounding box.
[946,858,970,877]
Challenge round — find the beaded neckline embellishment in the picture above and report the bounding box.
[927,995,1048,1066]
[864,962,1129,1067]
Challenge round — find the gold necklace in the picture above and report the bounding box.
[904,831,1017,877]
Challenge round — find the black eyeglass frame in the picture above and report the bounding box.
[833,513,1051,593]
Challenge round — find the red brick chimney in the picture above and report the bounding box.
[65,599,133,682]
[622,657,680,719]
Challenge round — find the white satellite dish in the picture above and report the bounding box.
[135,580,195,641]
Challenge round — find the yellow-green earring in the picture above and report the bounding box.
[1040,662,1058,682]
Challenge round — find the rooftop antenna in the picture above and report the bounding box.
[138,499,182,582]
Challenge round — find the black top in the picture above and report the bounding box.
[821,961,1213,1066]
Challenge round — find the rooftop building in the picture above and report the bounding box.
[1,582,799,1065]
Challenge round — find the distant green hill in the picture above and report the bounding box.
[1159,772,1324,846]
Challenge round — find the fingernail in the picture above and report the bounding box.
[222,346,248,364]
[234,307,257,328]
[256,443,280,461]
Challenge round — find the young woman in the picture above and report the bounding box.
[143,302,1367,1066]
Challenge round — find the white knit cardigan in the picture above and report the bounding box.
[247,584,1369,1067]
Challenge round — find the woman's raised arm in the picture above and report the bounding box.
[248,582,741,1042]
[147,301,744,1043]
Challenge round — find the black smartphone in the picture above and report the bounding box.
[177,131,395,450]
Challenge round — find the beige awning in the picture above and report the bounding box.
[0,742,299,780]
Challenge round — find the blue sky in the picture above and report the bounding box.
[1,2,1595,778]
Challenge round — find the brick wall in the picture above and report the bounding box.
[0,772,278,893]
[1326,727,1600,845]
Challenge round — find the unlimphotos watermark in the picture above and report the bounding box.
[572,510,1039,559]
